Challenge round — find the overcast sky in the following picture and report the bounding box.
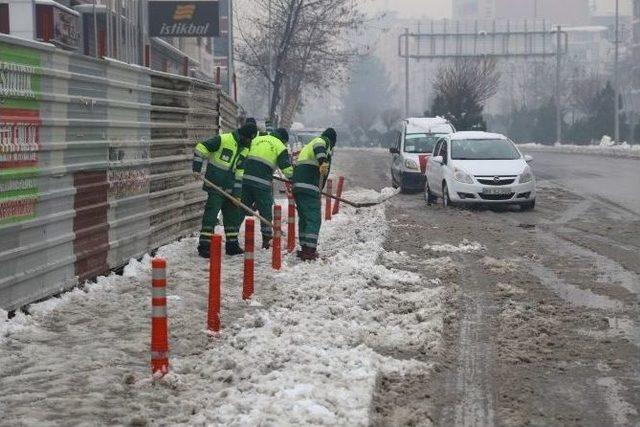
[364,0,452,20]
[362,0,632,19]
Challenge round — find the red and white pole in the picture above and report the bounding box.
[151,258,169,376]
[287,201,296,253]
[325,179,333,221]
[243,219,255,300]
[332,176,345,215]
[272,204,282,270]
[207,235,222,333]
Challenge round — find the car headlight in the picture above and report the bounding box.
[519,166,533,183]
[453,167,474,184]
[404,159,420,170]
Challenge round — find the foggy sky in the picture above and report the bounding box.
[363,0,632,19]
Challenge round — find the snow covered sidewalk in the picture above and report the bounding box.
[0,190,445,426]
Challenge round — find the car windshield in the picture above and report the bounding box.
[451,139,521,160]
[403,134,443,153]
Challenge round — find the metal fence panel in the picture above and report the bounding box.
[0,35,239,310]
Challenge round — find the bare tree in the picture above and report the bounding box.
[431,58,501,130]
[236,0,364,126]
[570,72,604,117]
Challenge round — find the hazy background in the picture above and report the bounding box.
[363,0,632,19]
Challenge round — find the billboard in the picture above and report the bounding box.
[149,1,219,37]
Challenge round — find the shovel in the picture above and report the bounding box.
[272,176,397,208]
[202,177,283,233]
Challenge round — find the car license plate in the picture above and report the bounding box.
[482,187,512,195]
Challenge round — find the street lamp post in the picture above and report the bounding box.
[614,0,620,143]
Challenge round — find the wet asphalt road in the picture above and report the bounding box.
[523,151,640,216]
[333,147,640,426]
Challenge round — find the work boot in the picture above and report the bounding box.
[197,244,210,259]
[225,241,244,256]
[262,236,272,250]
[300,245,319,261]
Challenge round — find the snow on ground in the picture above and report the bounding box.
[519,139,640,159]
[0,190,445,426]
[423,239,485,253]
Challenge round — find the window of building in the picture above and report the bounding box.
[0,4,8,34]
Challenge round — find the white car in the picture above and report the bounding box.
[425,132,536,210]
[390,117,455,193]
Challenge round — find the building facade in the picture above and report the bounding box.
[0,0,232,91]
[453,0,591,26]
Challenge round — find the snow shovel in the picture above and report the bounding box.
[271,176,396,208]
[202,177,282,233]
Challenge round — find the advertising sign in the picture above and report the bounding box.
[149,1,219,37]
[0,44,41,225]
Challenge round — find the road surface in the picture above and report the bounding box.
[333,148,640,427]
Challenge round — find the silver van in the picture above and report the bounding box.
[389,117,455,193]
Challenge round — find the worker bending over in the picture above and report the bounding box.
[241,128,294,249]
[193,122,258,258]
[292,128,337,261]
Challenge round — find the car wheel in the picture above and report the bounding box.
[520,200,536,211]
[391,171,398,189]
[425,181,437,205]
[442,182,451,208]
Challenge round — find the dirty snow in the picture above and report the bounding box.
[423,239,485,253]
[0,190,446,426]
[519,139,640,159]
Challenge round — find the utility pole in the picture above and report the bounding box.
[555,26,562,144]
[404,27,410,117]
[614,0,620,143]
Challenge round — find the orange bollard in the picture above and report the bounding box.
[151,258,169,376]
[272,204,282,270]
[287,202,296,253]
[332,176,345,215]
[207,235,222,333]
[243,219,255,300]
[325,179,333,221]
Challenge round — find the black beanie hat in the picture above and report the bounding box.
[272,128,289,143]
[322,127,337,144]
[239,122,258,139]
[245,117,257,125]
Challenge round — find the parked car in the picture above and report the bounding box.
[389,117,455,193]
[424,131,536,210]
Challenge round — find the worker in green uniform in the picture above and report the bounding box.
[241,128,294,249]
[193,122,258,258]
[292,128,337,261]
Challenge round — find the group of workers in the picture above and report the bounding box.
[192,119,337,262]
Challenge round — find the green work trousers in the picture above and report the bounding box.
[199,191,243,248]
[293,190,321,249]
[241,184,274,238]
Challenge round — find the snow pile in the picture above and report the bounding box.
[518,140,640,158]
[0,191,446,426]
[423,239,485,253]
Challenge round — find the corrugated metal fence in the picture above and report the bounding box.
[0,35,240,311]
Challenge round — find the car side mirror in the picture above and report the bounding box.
[389,147,399,154]
[524,154,533,163]
[431,155,443,164]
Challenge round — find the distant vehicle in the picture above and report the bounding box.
[389,117,455,193]
[295,128,324,146]
[424,131,536,210]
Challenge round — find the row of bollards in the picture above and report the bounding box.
[150,177,345,377]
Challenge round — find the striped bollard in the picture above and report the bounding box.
[325,179,333,221]
[207,235,222,333]
[243,219,255,300]
[151,258,169,376]
[287,202,296,253]
[272,204,282,270]
[332,176,345,215]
